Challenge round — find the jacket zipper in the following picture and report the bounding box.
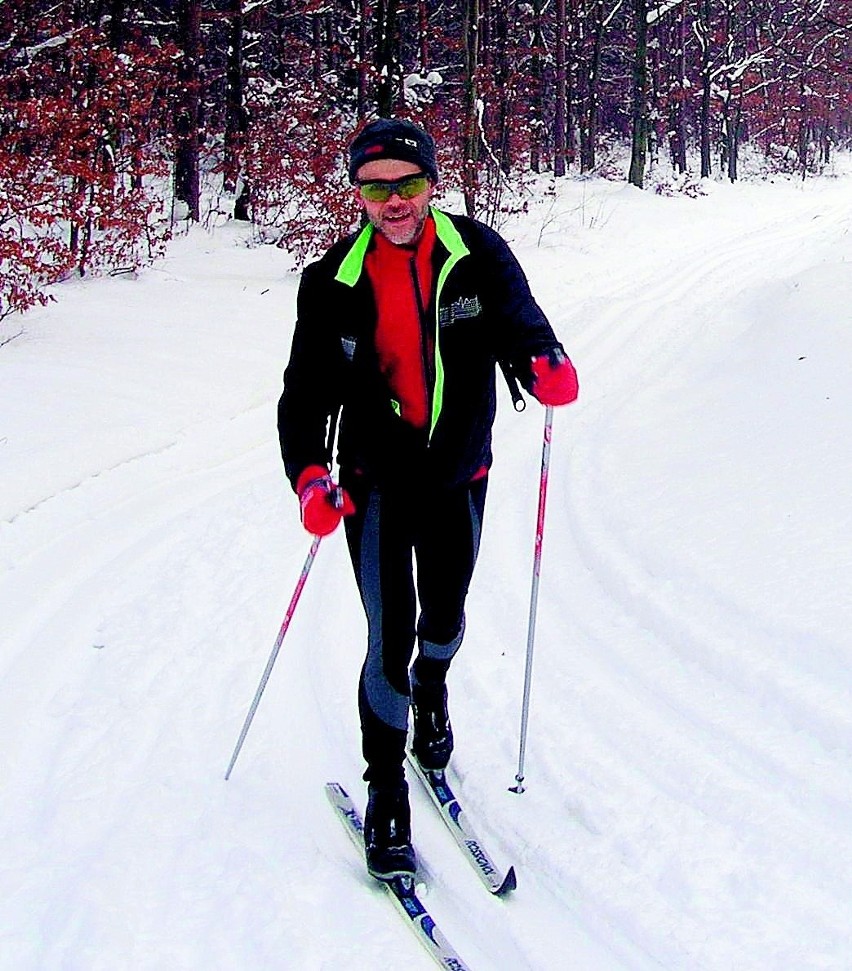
[409,253,433,438]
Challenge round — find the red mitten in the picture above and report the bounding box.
[296,465,356,536]
[531,348,579,406]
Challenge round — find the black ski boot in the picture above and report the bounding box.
[411,679,453,771]
[364,780,416,880]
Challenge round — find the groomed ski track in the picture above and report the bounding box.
[2,172,851,970]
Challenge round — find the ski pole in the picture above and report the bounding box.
[225,533,323,780]
[510,404,554,794]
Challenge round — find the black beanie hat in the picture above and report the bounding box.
[348,118,439,184]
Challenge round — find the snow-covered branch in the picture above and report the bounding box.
[604,0,626,30]
[647,0,686,27]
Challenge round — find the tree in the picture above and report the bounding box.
[223,0,248,207]
[3,0,852,314]
[554,0,569,175]
[628,0,649,186]
[462,0,481,215]
[696,0,715,177]
[529,0,547,172]
[375,0,401,116]
[174,0,201,221]
[658,0,689,172]
[0,12,174,315]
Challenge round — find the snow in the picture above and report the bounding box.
[2,161,851,970]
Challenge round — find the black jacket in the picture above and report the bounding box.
[278,207,563,491]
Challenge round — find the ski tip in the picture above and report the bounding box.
[494,866,517,896]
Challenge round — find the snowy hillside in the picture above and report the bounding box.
[2,163,851,970]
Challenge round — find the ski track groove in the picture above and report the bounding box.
[501,193,852,966]
[1,439,274,755]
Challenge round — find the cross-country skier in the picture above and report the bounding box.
[278,117,578,880]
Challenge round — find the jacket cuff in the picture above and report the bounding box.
[296,463,330,497]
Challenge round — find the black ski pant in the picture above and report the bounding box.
[342,473,487,787]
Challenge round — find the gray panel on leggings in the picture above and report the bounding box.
[361,490,409,731]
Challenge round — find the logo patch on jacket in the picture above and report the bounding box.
[439,295,482,328]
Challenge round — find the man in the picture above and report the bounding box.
[278,117,578,880]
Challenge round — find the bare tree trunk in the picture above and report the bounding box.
[175,0,201,221]
[375,0,399,117]
[418,0,429,70]
[530,0,544,173]
[721,3,743,182]
[105,0,144,189]
[462,0,480,216]
[798,76,811,177]
[566,0,577,169]
[107,0,126,49]
[554,0,568,176]
[648,10,660,170]
[491,0,512,174]
[726,98,741,181]
[312,15,322,84]
[356,0,369,119]
[821,123,831,166]
[325,11,336,73]
[628,0,648,187]
[698,0,713,178]
[669,3,687,173]
[224,0,248,203]
[273,0,288,84]
[582,1,605,172]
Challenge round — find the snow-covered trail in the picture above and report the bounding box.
[1,172,851,970]
[471,183,852,969]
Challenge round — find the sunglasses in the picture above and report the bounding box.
[357,172,431,203]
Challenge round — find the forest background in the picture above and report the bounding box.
[1,0,850,321]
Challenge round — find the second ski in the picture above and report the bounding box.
[408,756,517,896]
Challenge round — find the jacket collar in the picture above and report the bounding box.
[334,207,469,287]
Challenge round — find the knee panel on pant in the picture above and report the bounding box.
[417,615,465,662]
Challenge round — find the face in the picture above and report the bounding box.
[354,158,434,246]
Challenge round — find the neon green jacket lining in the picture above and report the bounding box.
[333,208,469,439]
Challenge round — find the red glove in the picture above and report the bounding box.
[296,465,356,536]
[530,348,579,406]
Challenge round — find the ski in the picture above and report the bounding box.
[325,782,473,971]
[408,756,517,897]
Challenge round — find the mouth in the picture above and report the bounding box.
[380,210,418,241]
[382,210,413,226]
